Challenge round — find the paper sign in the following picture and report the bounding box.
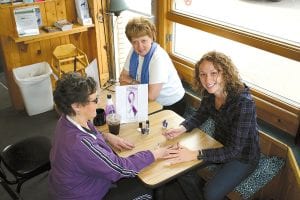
[116,84,148,123]
[14,6,39,37]
[85,59,101,94]
[75,0,92,25]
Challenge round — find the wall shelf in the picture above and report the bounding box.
[11,24,95,44]
[0,0,55,8]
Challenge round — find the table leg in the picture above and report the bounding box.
[153,186,165,200]
[295,131,300,145]
[0,179,21,200]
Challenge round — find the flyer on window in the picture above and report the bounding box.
[115,84,148,123]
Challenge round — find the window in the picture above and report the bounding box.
[125,0,152,16]
[174,0,300,46]
[173,23,300,107]
[159,0,300,136]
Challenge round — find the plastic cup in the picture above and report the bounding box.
[106,113,121,135]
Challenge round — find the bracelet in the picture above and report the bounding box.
[197,149,204,160]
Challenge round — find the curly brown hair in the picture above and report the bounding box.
[125,17,156,42]
[53,72,97,116]
[194,51,244,97]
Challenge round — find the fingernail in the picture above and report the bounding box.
[162,120,168,129]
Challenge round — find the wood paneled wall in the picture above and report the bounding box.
[0,0,109,110]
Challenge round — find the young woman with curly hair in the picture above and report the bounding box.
[163,51,260,200]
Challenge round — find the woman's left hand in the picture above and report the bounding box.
[119,70,134,85]
[105,133,135,151]
[167,144,198,165]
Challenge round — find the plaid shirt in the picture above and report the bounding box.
[181,85,260,163]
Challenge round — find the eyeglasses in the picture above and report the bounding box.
[88,97,99,104]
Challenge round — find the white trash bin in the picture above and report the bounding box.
[13,62,54,116]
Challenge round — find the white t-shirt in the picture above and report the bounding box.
[124,44,185,106]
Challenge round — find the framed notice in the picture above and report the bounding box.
[14,6,39,37]
[115,84,148,123]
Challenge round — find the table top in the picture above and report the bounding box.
[113,110,223,187]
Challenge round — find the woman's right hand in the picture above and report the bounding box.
[162,125,186,140]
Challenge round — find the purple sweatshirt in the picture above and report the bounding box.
[49,115,155,200]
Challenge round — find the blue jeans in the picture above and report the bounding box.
[177,159,259,200]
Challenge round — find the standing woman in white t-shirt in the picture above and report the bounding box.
[119,17,186,116]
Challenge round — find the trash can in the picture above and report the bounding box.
[13,62,54,116]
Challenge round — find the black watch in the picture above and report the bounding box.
[197,150,204,160]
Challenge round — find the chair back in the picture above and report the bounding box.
[0,136,51,196]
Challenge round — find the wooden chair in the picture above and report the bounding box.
[51,44,89,78]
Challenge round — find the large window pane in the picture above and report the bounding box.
[173,23,300,107]
[174,0,300,46]
[125,0,152,15]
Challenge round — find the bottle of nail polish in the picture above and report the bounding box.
[145,120,149,134]
[105,94,115,115]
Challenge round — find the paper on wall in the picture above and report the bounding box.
[85,59,101,94]
[14,6,40,37]
[75,0,92,25]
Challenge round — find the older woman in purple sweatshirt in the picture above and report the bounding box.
[49,72,178,200]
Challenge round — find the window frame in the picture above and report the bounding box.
[157,0,300,139]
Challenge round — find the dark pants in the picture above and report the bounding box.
[163,95,186,117]
[177,159,259,200]
[104,177,152,200]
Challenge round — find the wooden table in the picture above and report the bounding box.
[113,110,223,187]
[96,85,162,132]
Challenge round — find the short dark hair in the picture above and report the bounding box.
[53,72,97,116]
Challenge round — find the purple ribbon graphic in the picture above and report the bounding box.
[128,91,138,116]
